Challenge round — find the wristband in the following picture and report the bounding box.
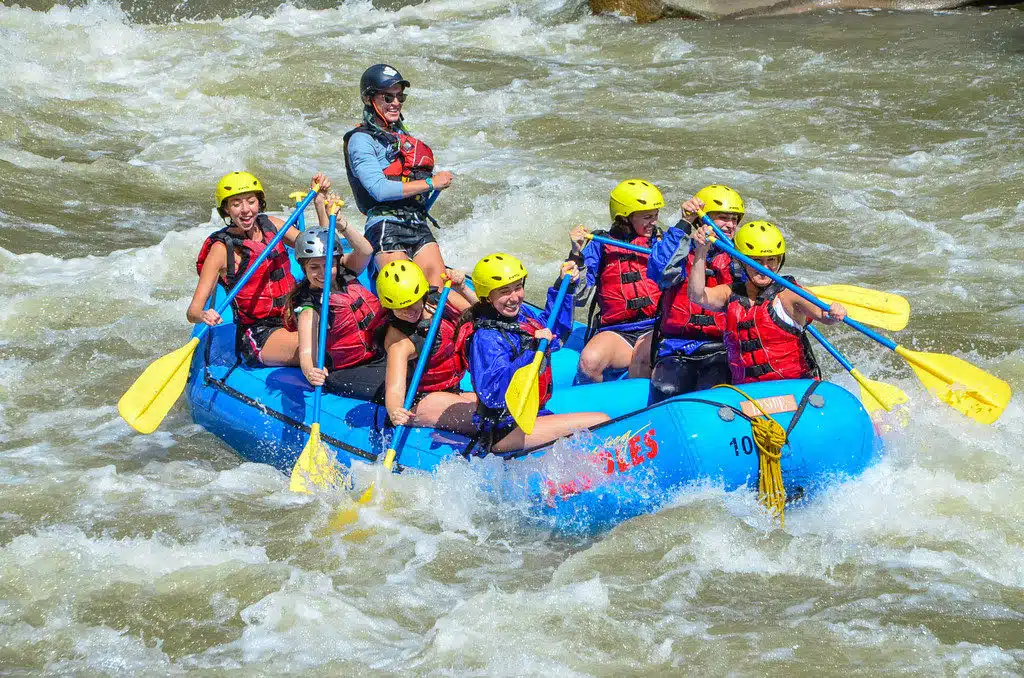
[425,177,434,190]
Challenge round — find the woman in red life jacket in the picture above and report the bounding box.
[687,221,846,384]
[461,253,609,454]
[188,171,306,366]
[567,179,664,383]
[343,64,469,311]
[646,184,746,402]
[282,184,389,401]
[377,260,479,433]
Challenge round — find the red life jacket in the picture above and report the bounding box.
[195,215,296,326]
[342,123,435,217]
[285,273,386,369]
[591,231,661,328]
[724,277,820,384]
[392,295,467,394]
[469,312,553,410]
[660,250,737,340]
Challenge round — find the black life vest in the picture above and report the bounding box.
[343,123,435,219]
[195,215,296,326]
[725,276,821,384]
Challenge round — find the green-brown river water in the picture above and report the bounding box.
[1,1,1023,674]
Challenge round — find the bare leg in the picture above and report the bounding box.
[258,327,301,366]
[374,249,412,274]
[414,243,470,311]
[410,391,478,434]
[578,331,633,383]
[492,412,610,452]
[629,331,654,379]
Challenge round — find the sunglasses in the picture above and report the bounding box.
[377,92,407,104]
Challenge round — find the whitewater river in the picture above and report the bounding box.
[1,0,1023,673]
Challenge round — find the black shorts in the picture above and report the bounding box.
[324,354,388,403]
[649,342,730,404]
[598,327,653,349]
[237,320,283,366]
[364,218,437,260]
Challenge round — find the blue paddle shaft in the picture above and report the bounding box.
[295,195,306,231]
[391,282,454,455]
[588,233,652,255]
[424,189,441,212]
[310,212,339,417]
[699,214,898,351]
[534,273,574,356]
[197,189,317,341]
[805,324,854,371]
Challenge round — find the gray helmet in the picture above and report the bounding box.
[295,228,332,260]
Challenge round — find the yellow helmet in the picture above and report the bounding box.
[694,184,744,218]
[472,252,528,300]
[609,179,665,222]
[377,260,430,310]
[216,171,266,216]
[734,221,786,257]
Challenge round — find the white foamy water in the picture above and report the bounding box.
[1,0,1023,674]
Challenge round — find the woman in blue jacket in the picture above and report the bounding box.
[459,253,609,454]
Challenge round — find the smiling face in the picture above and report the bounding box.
[367,84,405,126]
[301,256,336,290]
[224,192,261,230]
[393,297,424,323]
[488,279,526,318]
[707,211,741,238]
[745,255,783,288]
[627,209,659,237]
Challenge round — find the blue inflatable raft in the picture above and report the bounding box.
[185,269,882,532]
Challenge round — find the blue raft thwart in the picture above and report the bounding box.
[185,285,882,532]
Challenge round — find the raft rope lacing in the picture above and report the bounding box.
[713,384,789,526]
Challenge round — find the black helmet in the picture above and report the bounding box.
[360,64,411,97]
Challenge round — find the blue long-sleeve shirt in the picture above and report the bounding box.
[345,131,408,228]
[468,281,574,415]
[646,221,690,289]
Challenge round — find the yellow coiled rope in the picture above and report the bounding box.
[713,384,789,526]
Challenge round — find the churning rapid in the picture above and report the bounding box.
[1,0,1023,673]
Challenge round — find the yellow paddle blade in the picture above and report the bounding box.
[849,368,910,415]
[505,353,543,435]
[895,346,1012,425]
[808,285,910,332]
[382,447,397,472]
[349,446,396,507]
[289,423,340,494]
[328,455,386,530]
[324,503,362,533]
[117,337,199,434]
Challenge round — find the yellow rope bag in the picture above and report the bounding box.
[714,384,789,526]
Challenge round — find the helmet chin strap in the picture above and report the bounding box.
[368,99,398,130]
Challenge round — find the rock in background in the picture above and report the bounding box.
[588,0,1021,23]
